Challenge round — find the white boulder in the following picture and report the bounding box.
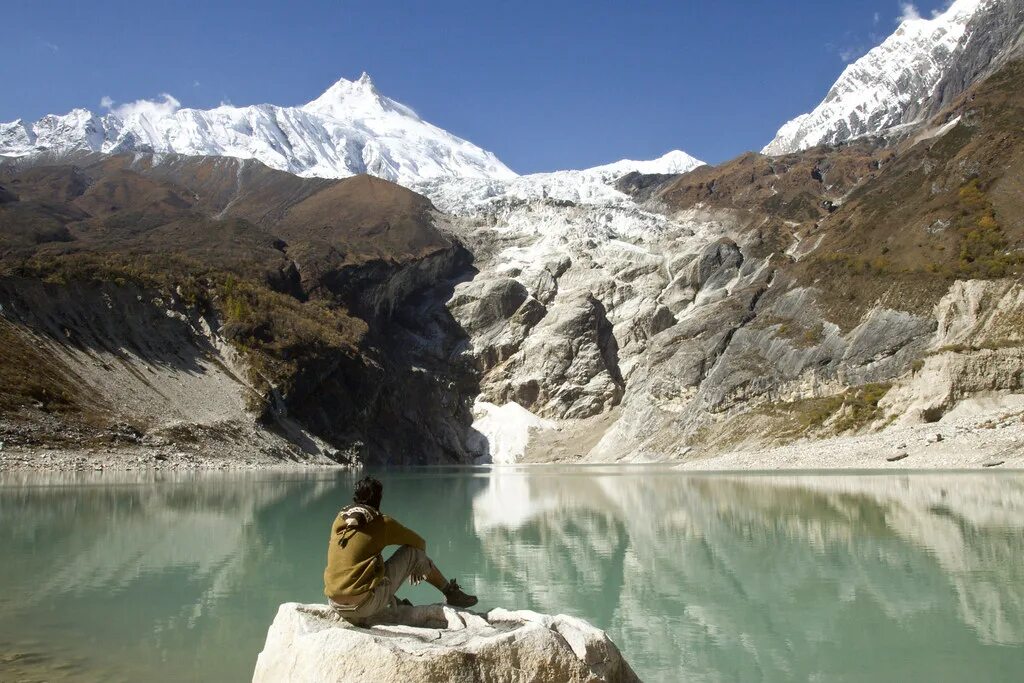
[252,602,640,683]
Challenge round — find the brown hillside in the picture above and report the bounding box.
[0,155,476,464]
[793,58,1024,326]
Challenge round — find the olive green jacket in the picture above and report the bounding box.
[323,509,425,600]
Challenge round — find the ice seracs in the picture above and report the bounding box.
[0,73,516,187]
[763,0,990,155]
[416,149,704,214]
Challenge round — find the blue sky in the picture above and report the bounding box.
[2,0,952,172]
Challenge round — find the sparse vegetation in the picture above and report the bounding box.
[953,179,1022,278]
[3,252,368,417]
[754,316,827,347]
[214,273,367,407]
[0,319,82,415]
[757,383,893,439]
[928,338,1023,356]
[818,251,895,276]
[801,322,825,346]
[830,383,891,433]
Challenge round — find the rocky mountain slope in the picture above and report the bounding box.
[437,57,1024,464]
[764,0,1024,154]
[0,154,481,465]
[0,146,705,467]
[0,73,514,185]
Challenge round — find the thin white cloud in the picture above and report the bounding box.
[100,93,181,120]
[873,12,881,24]
[839,46,866,62]
[898,2,923,23]
[193,80,201,87]
[41,40,59,52]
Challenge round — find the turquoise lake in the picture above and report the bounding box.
[1,467,1022,682]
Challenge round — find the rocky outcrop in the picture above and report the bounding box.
[883,279,1024,422]
[252,603,639,683]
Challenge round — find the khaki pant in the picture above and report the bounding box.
[330,546,434,625]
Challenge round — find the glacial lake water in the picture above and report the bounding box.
[1,467,1023,682]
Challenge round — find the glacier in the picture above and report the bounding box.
[415,149,703,214]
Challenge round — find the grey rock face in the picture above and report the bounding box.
[927,0,1024,117]
[435,166,1018,464]
[489,291,623,419]
[442,200,665,418]
[883,280,1024,423]
[426,140,1024,463]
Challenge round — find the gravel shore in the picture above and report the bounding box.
[0,440,346,472]
[679,402,1024,471]
[3,402,1022,473]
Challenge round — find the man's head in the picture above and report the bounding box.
[353,476,383,510]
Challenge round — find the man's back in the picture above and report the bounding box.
[323,507,425,601]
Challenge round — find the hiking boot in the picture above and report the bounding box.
[442,579,478,608]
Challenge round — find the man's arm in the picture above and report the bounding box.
[382,515,426,550]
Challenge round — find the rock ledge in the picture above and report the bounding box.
[252,602,640,683]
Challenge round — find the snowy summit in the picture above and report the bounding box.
[763,0,989,155]
[0,72,516,186]
[1,74,705,200]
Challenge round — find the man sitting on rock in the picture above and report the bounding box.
[324,476,477,624]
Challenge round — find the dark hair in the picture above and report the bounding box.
[353,477,383,509]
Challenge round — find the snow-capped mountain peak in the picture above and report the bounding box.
[302,72,420,121]
[763,0,995,155]
[0,74,516,186]
[1,73,710,209]
[582,149,704,177]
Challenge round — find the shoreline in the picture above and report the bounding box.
[0,442,347,473]
[2,439,1021,475]
[2,402,1021,473]
[676,406,1024,471]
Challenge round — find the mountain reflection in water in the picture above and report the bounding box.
[471,469,1024,681]
[0,468,1022,682]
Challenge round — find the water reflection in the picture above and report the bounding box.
[1,468,1022,682]
[0,470,358,683]
[471,470,1024,681]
